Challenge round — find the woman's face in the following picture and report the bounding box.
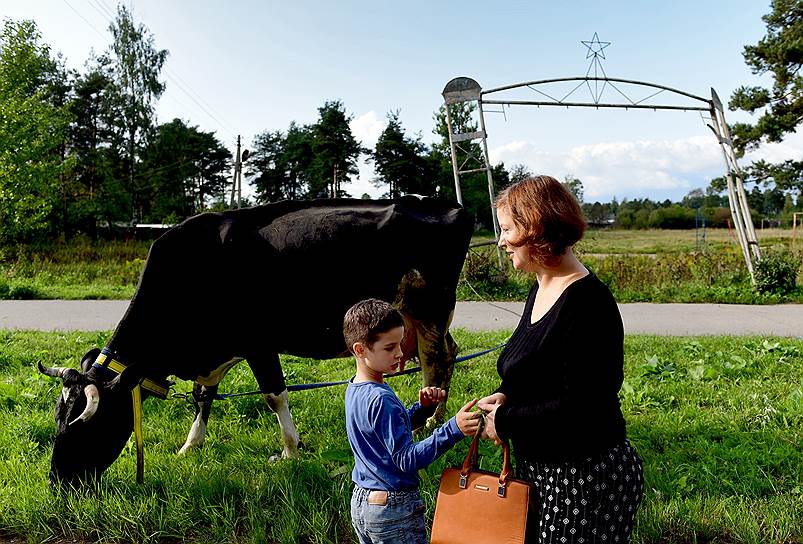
[497,206,535,272]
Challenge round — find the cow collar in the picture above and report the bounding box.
[92,348,171,484]
[92,348,170,399]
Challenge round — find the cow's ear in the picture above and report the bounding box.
[107,365,140,392]
[80,348,102,373]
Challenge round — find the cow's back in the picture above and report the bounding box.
[114,197,472,369]
[234,197,472,357]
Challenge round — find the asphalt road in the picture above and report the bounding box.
[0,300,801,336]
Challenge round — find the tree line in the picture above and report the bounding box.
[1,1,800,244]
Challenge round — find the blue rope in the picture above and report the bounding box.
[214,342,506,399]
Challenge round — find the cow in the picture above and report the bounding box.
[38,196,473,487]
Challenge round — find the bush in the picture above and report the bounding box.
[753,248,802,295]
[462,246,503,284]
[6,282,40,300]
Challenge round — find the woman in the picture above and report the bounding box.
[478,175,643,543]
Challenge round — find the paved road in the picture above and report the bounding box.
[1,300,801,336]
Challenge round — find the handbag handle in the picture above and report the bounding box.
[459,421,514,496]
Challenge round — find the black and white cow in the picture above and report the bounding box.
[39,196,473,487]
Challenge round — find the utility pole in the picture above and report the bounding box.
[229,135,248,209]
[229,135,241,208]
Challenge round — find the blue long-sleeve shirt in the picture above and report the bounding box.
[345,379,464,491]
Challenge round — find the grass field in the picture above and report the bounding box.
[0,330,801,543]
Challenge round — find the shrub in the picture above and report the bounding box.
[753,248,802,295]
[7,282,40,300]
[462,246,503,284]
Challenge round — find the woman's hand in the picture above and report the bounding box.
[418,386,447,408]
[477,392,507,413]
[455,399,481,436]
[481,405,502,445]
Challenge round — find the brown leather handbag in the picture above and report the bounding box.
[430,432,531,544]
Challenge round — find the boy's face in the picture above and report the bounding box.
[358,326,405,376]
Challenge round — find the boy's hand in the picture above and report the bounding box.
[456,399,481,436]
[419,386,447,407]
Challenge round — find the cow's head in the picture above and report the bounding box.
[39,348,134,488]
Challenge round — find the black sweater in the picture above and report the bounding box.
[494,272,626,462]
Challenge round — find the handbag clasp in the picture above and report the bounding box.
[497,482,507,497]
[459,474,468,489]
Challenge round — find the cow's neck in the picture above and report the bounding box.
[102,316,174,391]
[91,347,171,399]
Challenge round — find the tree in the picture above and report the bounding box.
[66,66,118,236]
[371,111,434,198]
[307,100,363,198]
[509,163,533,184]
[0,19,72,244]
[562,175,584,204]
[729,0,803,199]
[139,119,231,222]
[101,4,168,221]
[248,122,312,203]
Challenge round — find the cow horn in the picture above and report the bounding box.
[37,361,69,379]
[68,384,100,426]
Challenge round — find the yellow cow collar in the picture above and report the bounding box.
[92,349,172,484]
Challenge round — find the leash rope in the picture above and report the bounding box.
[170,341,507,402]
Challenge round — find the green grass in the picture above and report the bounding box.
[0,239,148,300]
[1,330,801,543]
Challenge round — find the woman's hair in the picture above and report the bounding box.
[495,175,586,266]
[343,298,404,354]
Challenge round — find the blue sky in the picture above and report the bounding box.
[6,1,801,202]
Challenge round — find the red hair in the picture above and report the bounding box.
[495,175,585,266]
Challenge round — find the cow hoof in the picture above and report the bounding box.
[268,445,302,462]
[178,442,201,456]
[268,452,295,462]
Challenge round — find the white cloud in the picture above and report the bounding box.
[743,129,803,164]
[490,135,728,201]
[489,129,803,202]
[350,111,384,149]
[347,111,385,198]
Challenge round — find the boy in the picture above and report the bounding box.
[343,298,481,544]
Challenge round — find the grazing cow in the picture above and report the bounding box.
[39,196,473,487]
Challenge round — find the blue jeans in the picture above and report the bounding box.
[350,486,427,544]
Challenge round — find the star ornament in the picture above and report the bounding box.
[581,32,611,59]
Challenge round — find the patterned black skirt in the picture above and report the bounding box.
[516,439,644,544]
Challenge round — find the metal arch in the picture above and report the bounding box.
[481,77,712,110]
[441,75,761,283]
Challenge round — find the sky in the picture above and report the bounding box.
[5,0,801,203]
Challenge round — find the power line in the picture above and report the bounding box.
[69,0,238,141]
[88,0,115,20]
[61,0,108,40]
[162,68,238,139]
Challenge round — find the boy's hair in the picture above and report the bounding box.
[343,298,404,354]
[495,175,586,266]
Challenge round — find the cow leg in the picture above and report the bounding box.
[178,383,218,455]
[179,357,242,455]
[247,356,300,461]
[264,390,300,461]
[416,317,458,422]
